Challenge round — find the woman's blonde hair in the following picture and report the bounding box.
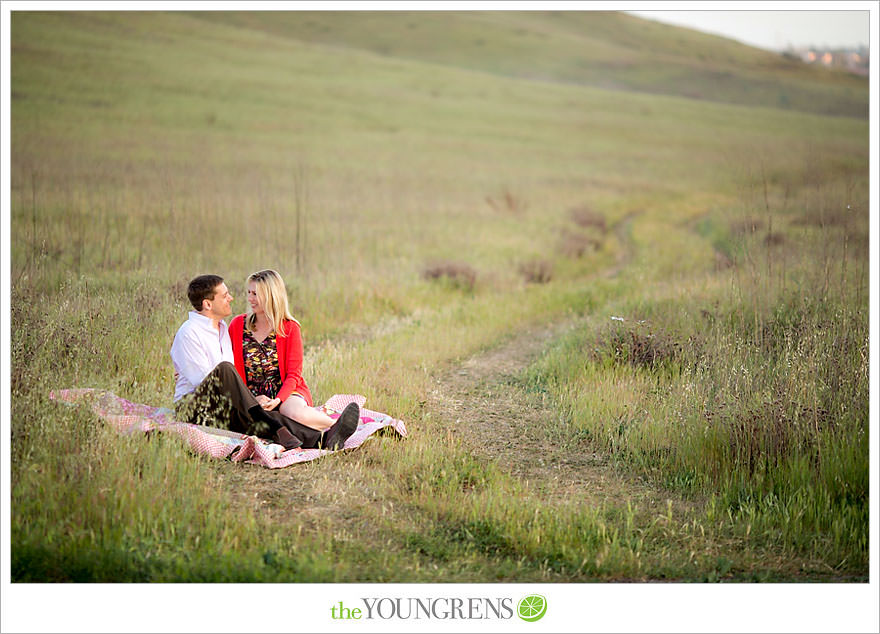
[245,269,296,334]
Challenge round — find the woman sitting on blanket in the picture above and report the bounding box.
[229,269,359,445]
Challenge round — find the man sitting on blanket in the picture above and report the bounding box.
[170,274,358,451]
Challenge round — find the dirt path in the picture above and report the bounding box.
[421,208,691,514]
[219,307,699,543]
[424,314,698,518]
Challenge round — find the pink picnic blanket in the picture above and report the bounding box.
[49,389,407,468]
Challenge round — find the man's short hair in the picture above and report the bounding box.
[187,274,225,311]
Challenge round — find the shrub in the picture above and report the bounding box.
[559,229,602,258]
[594,320,683,369]
[518,259,553,284]
[764,232,785,246]
[422,261,477,291]
[569,206,607,232]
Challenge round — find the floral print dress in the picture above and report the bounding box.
[242,329,283,399]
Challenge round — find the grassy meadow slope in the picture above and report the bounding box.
[193,10,869,117]
[10,10,868,582]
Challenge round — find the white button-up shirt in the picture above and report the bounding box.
[170,311,235,401]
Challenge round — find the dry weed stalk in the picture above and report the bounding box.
[485,188,527,214]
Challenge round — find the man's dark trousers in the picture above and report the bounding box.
[175,361,322,448]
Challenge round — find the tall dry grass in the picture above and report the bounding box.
[522,159,869,570]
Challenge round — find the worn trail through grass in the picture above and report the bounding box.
[425,313,702,515]
[423,210,675,511]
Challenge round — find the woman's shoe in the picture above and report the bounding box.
[323,402,360,450]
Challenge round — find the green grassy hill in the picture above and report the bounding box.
[192,10,868,117]
[9,10,868,589]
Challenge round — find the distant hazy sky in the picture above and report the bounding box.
[626,9,869,52]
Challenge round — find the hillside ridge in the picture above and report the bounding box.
[188,10,868,118]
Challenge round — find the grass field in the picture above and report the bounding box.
[7,8,870,592]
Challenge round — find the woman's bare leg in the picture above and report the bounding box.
[280,395,335,431]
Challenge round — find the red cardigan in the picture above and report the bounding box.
[229,314,313,407]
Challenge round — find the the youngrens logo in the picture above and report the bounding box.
[330,595,547,621]
[517,595,547,622]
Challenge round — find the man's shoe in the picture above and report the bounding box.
[323,402,360,450]
[274,425,303,451]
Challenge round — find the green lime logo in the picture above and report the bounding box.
[517,595,547,622]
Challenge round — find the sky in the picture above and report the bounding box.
[627,9,870,52]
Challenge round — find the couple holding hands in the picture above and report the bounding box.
[170,270,360,452]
